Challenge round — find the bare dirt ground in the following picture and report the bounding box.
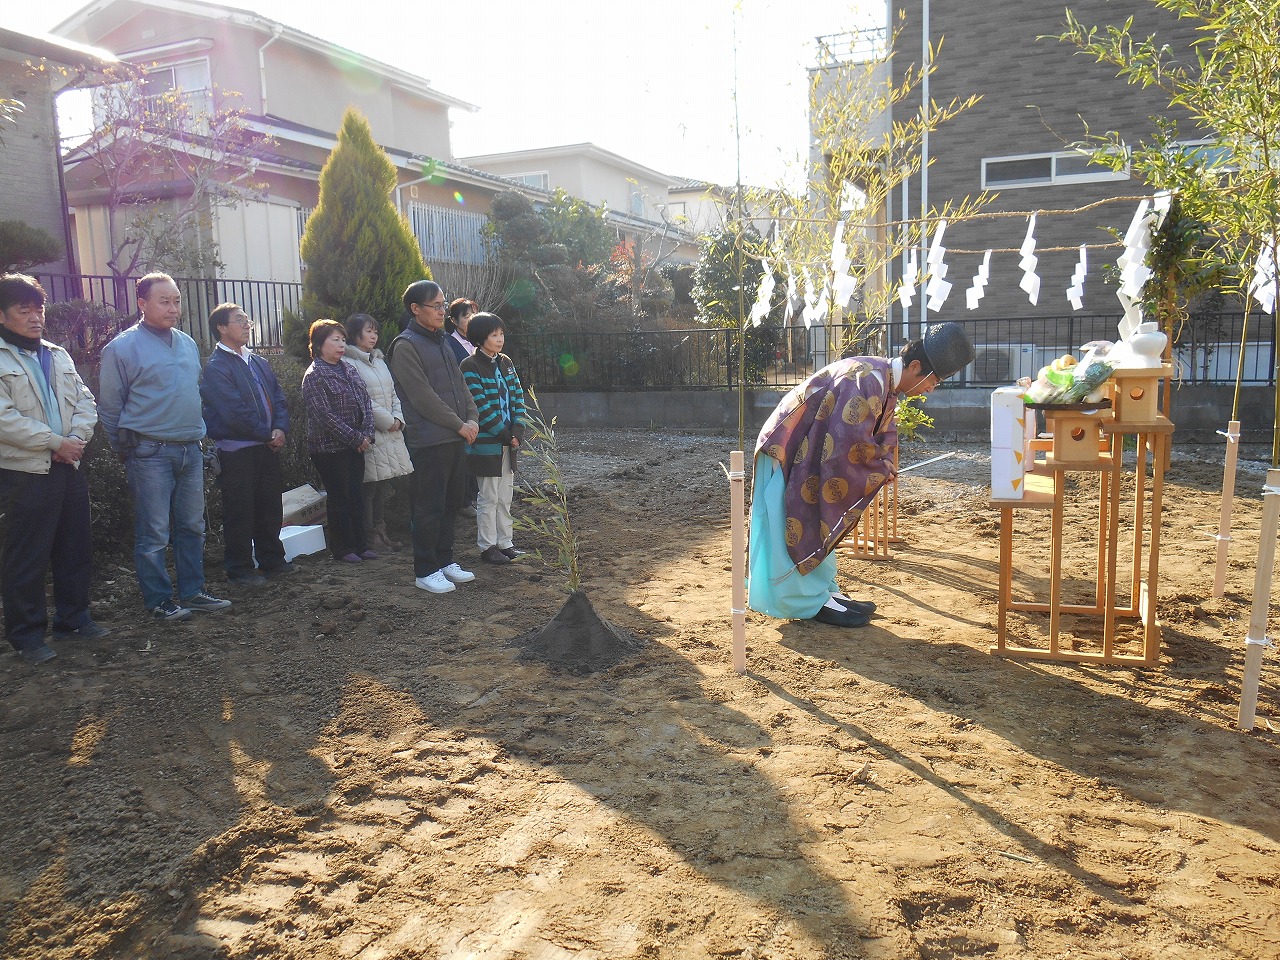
[2,427,1279,960]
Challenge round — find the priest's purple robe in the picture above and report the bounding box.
[754,356,898,575]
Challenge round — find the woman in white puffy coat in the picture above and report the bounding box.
[343,314,414,551]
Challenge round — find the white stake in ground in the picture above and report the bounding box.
[728,451,747,674]
[1213,420,1241,598]
[1238,467,1280,730]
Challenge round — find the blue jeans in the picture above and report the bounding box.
[126,440,206,607]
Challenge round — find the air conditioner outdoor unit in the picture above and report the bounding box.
[968,343,1040,384]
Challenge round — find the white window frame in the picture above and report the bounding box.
[981,150,1130,190]
[1177,138,1236,172]
[142,57,212,95]
[509,171,550,190]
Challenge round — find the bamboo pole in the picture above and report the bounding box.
[1213,420,1241,598]
[1238,467,1280,730]
[729,450,747,674]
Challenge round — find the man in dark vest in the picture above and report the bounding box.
[388,280,480,595]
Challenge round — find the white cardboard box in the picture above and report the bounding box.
[280,524,326,561]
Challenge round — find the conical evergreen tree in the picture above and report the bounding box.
[299,108,428,340]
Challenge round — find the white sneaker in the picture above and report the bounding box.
[415,570,456,593]
[441,563,475,584]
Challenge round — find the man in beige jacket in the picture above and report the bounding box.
[0,274,106,664]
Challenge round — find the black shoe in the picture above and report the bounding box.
[228,571,267,586]
[833,593,876,614]
[53,620,112,641]
[19,642,57,663]
[811,604,871,628]
[152,599,193,623]
[180,591,232,612]
[481,545,511,565]
[500,546,527,561]
[262,561,297,577]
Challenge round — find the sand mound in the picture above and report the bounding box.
[513,589,644,674]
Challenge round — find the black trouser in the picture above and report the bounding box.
[408,442,466,577]
[311,450,368,558]
[0,463,93,651]
[218,444,286,575]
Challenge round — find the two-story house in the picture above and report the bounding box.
[460,142,700,263]
[52,0,509,292]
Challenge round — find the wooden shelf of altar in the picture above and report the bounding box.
[1099,414,1175,435]
[989,472,1055,509]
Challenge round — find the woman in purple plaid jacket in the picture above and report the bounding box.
[301,320,377,563]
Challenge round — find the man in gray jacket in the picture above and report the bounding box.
[388,280,479,594]
[98,273,230,622]
[0,274,106,663]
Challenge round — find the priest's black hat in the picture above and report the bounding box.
[923,322,976,381]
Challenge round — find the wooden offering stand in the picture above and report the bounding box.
[989,391,1174,666]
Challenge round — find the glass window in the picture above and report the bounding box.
[982,151,1129,189]
[510,172,550,190]
[984,156,1052,187]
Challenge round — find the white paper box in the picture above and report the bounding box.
[991,387,1029,450]
[991,446,1028,500]
[280,524,326,561]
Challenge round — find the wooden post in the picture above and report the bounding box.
[1238,467,1280,730]
[1214,420,1242,599]
[730,450,747,674]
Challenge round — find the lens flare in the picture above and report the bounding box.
[454,191,465,205]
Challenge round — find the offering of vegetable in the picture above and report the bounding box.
[1063,360,1113,403]
[1023,353,1114,404]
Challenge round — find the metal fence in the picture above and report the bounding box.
[505,311,1280,393]
[32,272,302,348]
[24,271,1280,391]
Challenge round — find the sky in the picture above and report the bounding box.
[8,0,883,189]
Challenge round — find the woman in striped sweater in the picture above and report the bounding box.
[459,313,527,565]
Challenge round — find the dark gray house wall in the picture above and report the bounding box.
[888,1,1200,325]
[0,55,74,273]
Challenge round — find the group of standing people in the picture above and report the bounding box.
[0,271,527,665]
[299,280,528,593]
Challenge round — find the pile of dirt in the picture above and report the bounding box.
[512,589,645,674]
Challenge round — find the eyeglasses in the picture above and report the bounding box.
[230,316,253,326]
[423,301,447,311]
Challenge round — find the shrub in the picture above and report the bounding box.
[265,353,320,491]
[43,299,130,377]
[300,108,429,329]
[281,306,309,361]
[0,219,62,273]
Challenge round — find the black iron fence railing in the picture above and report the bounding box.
[506,312,1280,392]
[32,272,302,349]
[23,273,1280,391]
